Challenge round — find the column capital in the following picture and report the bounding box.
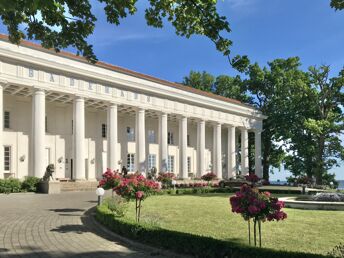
[73,95,84,101]
[107,101,119,107]
[33,87,45,94]
[0,79,8,87]
[225,124,236,129]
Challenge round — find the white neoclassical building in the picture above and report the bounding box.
[0,35,266,181]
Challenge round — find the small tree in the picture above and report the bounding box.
[230,184,287,247]
[114,174,160,223]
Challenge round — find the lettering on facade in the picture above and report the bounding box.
[50,73,54,82]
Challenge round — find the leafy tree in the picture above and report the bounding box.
[330,0,344,10]
[182,71,250,102]
[214,75,252,103]
[287,66,344,184]
[0,0,248,68]
[245,57,310,180]
[182,71,215,92]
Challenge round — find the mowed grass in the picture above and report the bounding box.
[125,193,344,255]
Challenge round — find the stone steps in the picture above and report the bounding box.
[60,181,99,192]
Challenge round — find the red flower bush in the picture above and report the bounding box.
[157,172,176,188]
[230,184,287,221]
[201,172,217,181]
[245,174,260,184]
[98,170,160,223]
[98,168,121,190]
[229,184,287,247]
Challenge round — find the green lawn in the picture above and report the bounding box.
[124,193,343,255]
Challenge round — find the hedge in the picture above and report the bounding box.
[158,187,235,195]
[0,177,40,193]
[95,204,327,258]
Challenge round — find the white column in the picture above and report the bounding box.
[135,108,146,172]
[0,84,3,174]
[107,103,118,170]
[32,89,45,178]
[179,116,188,179]
[255,129,262,178]
[215,123,222,179]
[159,113,168,172]
[197,120,205,177]
[241,128,249,175]
[227,126,236,178]
[73,97,85,180]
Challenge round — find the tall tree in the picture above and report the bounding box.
[245,57,310,180]
[182,71,215,92]
[286,66,344,184]
[0,0,248,68]
[214,75,252,103]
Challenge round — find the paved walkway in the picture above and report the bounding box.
[0,192,169,258]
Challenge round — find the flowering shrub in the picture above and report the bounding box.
[229,184,287,247]
[157,172,176,187]
[201,172,217,181]
[114,173,160,222]
[98,168,121,190]
[245,174,260,184]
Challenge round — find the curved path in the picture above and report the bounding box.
[0,191,170,258]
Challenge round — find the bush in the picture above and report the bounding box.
[95,204,325,258]
[103,196,128,217]
[21,176,40,192]
[201,172,217,181]
[157,172,175,188]
[0,178,22,193]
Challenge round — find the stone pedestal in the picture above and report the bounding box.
[38,181,61,194]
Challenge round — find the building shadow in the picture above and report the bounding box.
[49,208,85,212]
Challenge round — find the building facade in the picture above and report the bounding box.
[0,36,265,181]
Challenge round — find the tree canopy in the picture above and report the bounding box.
[0,0,247,69]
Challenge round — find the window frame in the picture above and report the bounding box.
[4,111,10,129]
[147,154,156,170]
[127,127,135,141]
[148,130,156,143]
[168,132,174,145]
[127,153,135,172]
[4,146,11,172]
[167,155,175,173]
[102,123,107,138]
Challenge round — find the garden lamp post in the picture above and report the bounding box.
[330,182,334,189]
[172,180,177,190]
[96,187,105,206]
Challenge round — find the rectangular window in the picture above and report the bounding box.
[127,153,135,172]
[187,135,190,146]
[168,132,174,145]
[4,146,11,171]
[167,155,174,173]
[187,156,191,173]
[45,116,48,133]
[148,154,156,170]
[4,111,10,129]
[148,130,156,143]
[127,127,135,141]
[102,124,107,138]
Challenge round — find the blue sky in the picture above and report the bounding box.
[0,0,343,179]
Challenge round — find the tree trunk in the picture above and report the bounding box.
[315,135,325,185]
[262,135,271,181]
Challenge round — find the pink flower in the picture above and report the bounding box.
[135,191,144,200]
[248,205,260,215]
